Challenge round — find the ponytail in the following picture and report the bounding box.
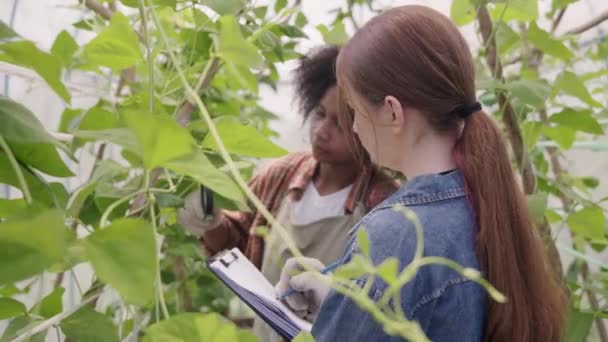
[454,112,568,342]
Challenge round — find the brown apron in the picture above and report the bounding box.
[253,185,368,342]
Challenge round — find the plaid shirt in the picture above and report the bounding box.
[200,152,399,268]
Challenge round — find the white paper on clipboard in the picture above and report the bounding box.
[207,248,312,340]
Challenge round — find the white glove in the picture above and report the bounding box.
[275,257,331,322]
[177,190,221,237]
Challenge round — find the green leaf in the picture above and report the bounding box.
[0,96,73,177]
[551,0,578,14]
[495,22,519,55]
[33,287,64,318]
[162,151,244,203]
[83,219,156,306]
[143,313,251,342]
[0,210,68,285]
[506,79,551,109]
[252,6,268,19]
[0,41,70,102]
[59,108,84,133]
[0,154,55,207]
[217,16,263,67]
[73,128,139,153]
[317,21,348,45]
[554,72,602,108]
[450,0,476,26]
[0,284,25,297]
[0,198,27,219]
[549,108,604,135]
[202,117,287,158]
[356,229,370,257]
[522,121,542,150]
[123,110,195,169]
[334,255,370,279]
[564,309,594,342]
[545,209,562,224]
[278,24,307,38]
[0,298,26,320]
[204,0,247,15]
[51,30,78,67]
[527,22,573,60]
[83,12,142,71]
[120,0,176,7]
[0,316,45,342]
[72,18,95,31]
[60,307,119,342]
[293,332,315,342]
[0,20,18,40]
[377,258,399,285]
[490,0,538,22]
[542,125,575,149]
[567,206,606,241]
[224,62,258,93]
[274,0,288,13]
[80,106,119,131]
[526,192,547,224]
[295,12,308,28]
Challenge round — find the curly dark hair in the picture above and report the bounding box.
[293,45,340,121]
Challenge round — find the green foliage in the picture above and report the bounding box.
[83,219,157,306]
[1,0,607,341]
[142,313,257,342]
[0,210,68,285]
[0,96,73,177]
[202,117,288,158]
[33,287,65,318]
[0,298,26,320]
[162,151,244,202]
[60,307,119,342]
[0,41,70,102]
[83,12,142,71]
[450,0,477,26]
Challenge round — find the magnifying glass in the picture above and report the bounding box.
[200,185,214,216]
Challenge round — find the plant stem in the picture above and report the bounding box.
[148,4,303,259]
[99,189,147,227]
[9,293,100,342]
[138,0,154,113]
[144,169,170,320]
[0,136,32,204]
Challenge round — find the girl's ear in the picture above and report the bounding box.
[384,95,406,134]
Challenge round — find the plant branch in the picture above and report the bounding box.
[566,9,608,35]
[551,7,568,34]
[477,7,535,194]
[9,292,100,342]
[538,112,608,341]
[148,5,305,259]
[139,0,154,112]
[0,136,32,204]
[477,6,564,279]
[173,256,193,311]
[82,0,113,20]
[148,190,170,319]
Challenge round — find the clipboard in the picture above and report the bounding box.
[207,248,313,340]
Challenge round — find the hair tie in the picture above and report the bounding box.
[456,102,481,118]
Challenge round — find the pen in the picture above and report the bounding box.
[280,260,341,300]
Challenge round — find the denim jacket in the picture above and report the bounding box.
[311,170,486,341]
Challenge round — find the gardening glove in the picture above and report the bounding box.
[177,190,221,237]
[275,257,331,322]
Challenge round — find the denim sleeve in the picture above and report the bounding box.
[413,280,485,342]
[312,209,419,342]
[311,205,486,342]
[311,285,406,342]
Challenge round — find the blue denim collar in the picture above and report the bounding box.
[377,169,466,209]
